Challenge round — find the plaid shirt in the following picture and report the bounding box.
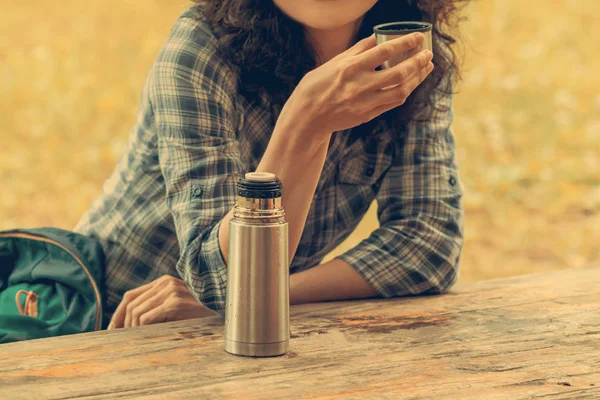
[75,6,464,319]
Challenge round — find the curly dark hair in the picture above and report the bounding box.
[195,0,467,127]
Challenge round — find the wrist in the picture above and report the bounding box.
[268,121,330,165]
[258,134,328,194]
[276,91,331,148]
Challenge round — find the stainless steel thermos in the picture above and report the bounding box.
[224,172,289,357]
[373,22,433,69]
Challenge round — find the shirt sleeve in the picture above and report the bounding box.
[147,16,242,313]
[337,86,464,298]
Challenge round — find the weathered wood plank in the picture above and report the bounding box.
[0,268,599,399]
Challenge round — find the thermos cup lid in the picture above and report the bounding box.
[237,172,283,199]
[246,172,276,182]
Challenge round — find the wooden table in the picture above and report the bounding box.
[1,268,599,399]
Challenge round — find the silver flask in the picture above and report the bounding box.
[224,172,289,357]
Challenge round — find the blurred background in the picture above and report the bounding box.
[1,0,599,283]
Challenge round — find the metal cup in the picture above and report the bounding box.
[373,22,433,69]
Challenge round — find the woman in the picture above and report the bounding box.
[74,0,466,329]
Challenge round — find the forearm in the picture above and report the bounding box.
[290,258,377,305]
[219,108,331,263]
[255,128,330,260]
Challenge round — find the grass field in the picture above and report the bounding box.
[2,0,599,283]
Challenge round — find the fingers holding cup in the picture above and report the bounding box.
[374,22,433,70]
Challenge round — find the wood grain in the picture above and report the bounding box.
[1,268,599,400]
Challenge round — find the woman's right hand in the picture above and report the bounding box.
[284,32,434,138]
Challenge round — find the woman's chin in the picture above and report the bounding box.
[274,0,377,31]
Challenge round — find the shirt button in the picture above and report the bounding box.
[365,165,375,177]
[192,187,203,198]
[449,176,457,186]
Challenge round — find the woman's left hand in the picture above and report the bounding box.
[107,275,217,329]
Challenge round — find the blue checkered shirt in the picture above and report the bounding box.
[75,6,464,320]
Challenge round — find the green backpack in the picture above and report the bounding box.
[0,228,105,343]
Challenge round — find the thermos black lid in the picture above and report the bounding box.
[237,172,283,199]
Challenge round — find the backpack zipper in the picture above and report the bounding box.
[0,232,102,331]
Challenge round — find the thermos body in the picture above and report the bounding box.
[224,173,290,357]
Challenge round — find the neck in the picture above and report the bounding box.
[305,18,364,65]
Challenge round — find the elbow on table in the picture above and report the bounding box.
[385,239,462,298]
[427,236,463,295]
[426,256,459,295]
[422,217,464,295]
